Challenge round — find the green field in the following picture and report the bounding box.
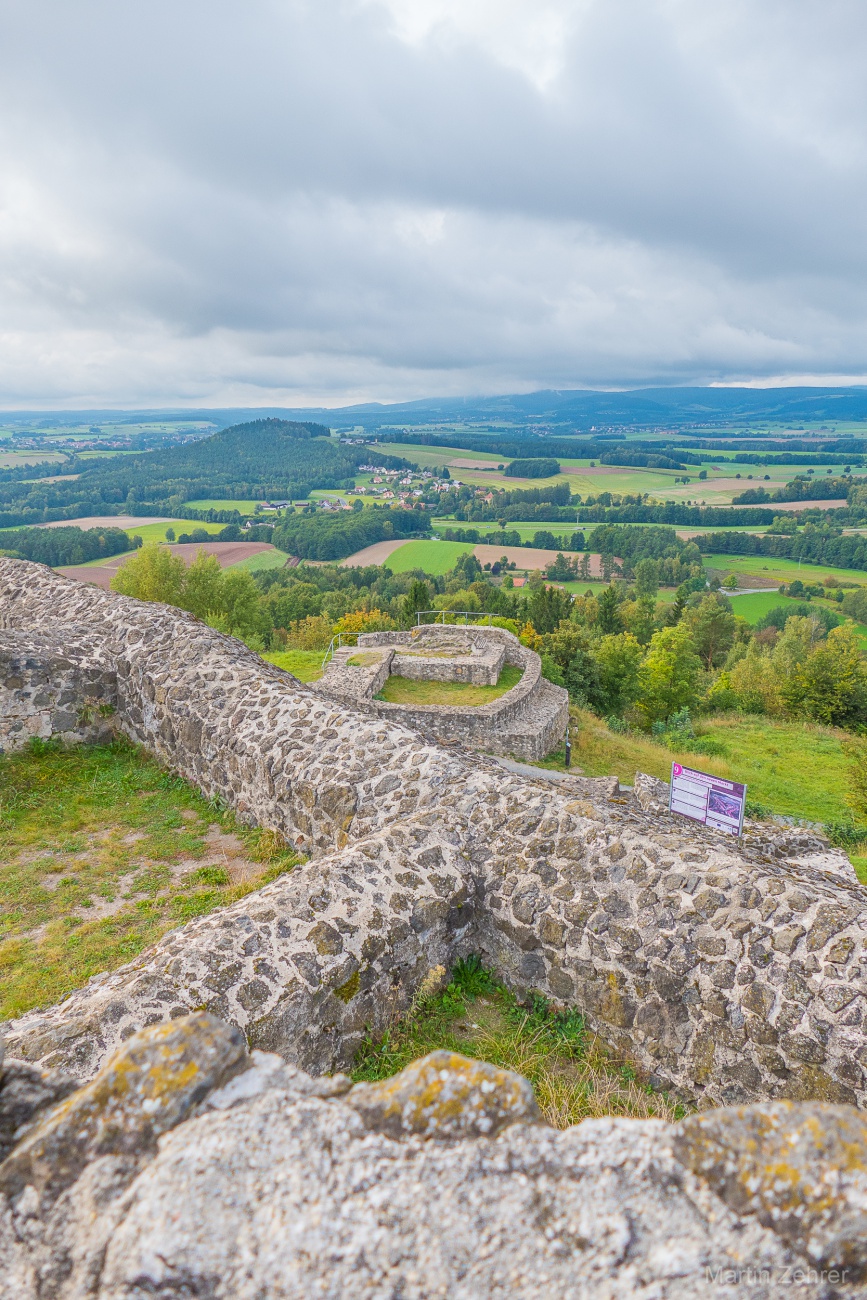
[386,538,476,574]
[184,498,262,513]
[55,551,137,570]
[433,519,579,544]
[381,442,504,469]
[124,520,225,544]
[227,548,291,573]
[728,590,867,645]
[0,450,69,468]
[728,592,817,623]
[703,553,867,586]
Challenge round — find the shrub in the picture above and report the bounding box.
[503,458,561,478]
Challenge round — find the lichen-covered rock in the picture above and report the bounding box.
[2,1018,867,1298]
[673,1100,867,1278]
[0,1013,246,1205]
[347,1049,539,1138]
[0,1058,79,1163]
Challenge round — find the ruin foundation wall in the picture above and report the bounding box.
[2,557,866,1115]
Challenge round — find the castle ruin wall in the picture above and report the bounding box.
[2,557,867,1113]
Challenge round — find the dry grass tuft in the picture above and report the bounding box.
[352,957,686,1126]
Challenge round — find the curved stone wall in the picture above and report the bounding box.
[348,625,569,761]
[2,556,867,1113]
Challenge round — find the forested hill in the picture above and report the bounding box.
[0,419,413,527]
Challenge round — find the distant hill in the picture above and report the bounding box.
[6,386,867,436]
[0,418,412,528]
[212,386,867,432]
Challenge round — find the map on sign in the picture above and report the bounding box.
[669,763,747,836]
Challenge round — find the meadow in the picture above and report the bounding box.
[0,739,299,1020]
[226,547,292,573]
[384,538,476,574]
[703,552,867,586]
[123,519,225,544]
[559,709,859,832]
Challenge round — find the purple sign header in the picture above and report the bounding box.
[669,762,747,836]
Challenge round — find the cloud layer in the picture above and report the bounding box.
[0,0,866,405]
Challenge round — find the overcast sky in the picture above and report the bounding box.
[1,0,866,407]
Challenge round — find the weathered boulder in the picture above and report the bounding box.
[1,1016,866,1298]
[347,1049,539,1138]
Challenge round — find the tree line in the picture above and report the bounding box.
[272,504,428,560]
[0,525,137,566]
[109,542,867,736]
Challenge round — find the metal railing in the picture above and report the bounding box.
[321,633,346,670]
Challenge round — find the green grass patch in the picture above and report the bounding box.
[385,538,476,574]
[263,649,324,682]
[728,591,867,645]
[0,739,299,1021]
[376,664,523,706]
[728,591,826,623]
[565,708,858,826]
[703,553,867,586]
[227,547,291,573]
[55,550,139,570]
[352,956,684,1125]
[124,520,225,544]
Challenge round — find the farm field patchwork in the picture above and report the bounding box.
[56,542,278,589]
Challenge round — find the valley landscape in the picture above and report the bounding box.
[3,1,867,1294]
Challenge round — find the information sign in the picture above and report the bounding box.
[669,762,747,836]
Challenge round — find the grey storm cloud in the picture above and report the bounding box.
[0,0,866,405]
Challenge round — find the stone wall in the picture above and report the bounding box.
[391,637,505,685]
[0,630,116,754]
[2,556,867,1115]
[317,645,393,703]
[351,625,569,762]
